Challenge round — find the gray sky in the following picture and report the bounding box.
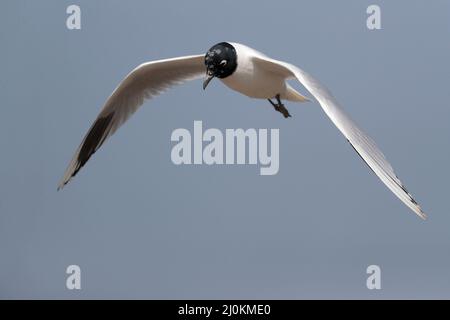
[1,0,450,298]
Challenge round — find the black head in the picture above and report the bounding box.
[203,42,237,89]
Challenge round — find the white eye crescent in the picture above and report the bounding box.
[220,60,227,66]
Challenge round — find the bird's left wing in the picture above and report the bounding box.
[253,56,426,219]
[58,55,205,189]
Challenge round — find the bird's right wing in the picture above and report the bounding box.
[253,55,426,219]
[58,54,205,189]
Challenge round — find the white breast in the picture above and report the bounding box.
[220,43,287,100]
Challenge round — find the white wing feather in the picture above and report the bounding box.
[253,55,426,219]
[58,55,205,189]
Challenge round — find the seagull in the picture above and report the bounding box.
[58,42,426,219]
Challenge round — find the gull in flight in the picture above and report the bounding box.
[58,42,426,219]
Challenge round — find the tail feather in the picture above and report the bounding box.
[285,84,310,102]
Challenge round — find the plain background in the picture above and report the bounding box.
[1,0,449,299]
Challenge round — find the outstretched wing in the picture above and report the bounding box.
[58,55,205,189]
[253,56,426,219]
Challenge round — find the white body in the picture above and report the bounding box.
[221,43,307,102]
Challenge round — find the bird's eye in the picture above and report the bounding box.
[220,60,227,67]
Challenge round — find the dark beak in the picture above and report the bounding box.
[203,73,214,90]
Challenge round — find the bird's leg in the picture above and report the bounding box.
[268,94,291,118]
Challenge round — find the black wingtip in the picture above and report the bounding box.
[58,112,115,191]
